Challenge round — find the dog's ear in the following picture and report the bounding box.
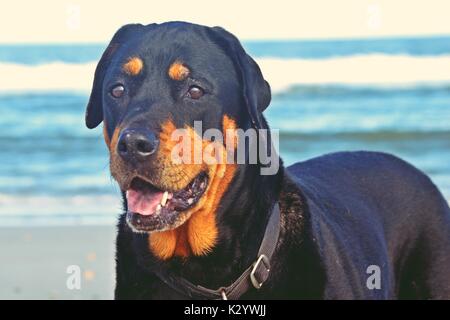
[85,24,144,129]
[208,27,271,129]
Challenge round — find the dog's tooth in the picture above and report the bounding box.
[200,182,205,189]
[168,193,173,200]
[161,191,168,206]
[156,204,162,213]
[187,198,194,205]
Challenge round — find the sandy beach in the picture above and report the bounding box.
[0,225,116,300]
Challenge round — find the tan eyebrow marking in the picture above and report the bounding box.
[168,61,190,81]
[123,57,143,75]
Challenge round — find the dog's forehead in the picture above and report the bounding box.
[113,25,236,79]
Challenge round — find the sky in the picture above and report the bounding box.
[0,0,450,43]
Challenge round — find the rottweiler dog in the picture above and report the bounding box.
[85,21,450,299]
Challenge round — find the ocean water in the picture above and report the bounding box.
[0,37,449,226]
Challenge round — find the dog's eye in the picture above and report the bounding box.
[187,85,204,99]
[111,84,125,98]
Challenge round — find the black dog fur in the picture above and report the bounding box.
[86,22,450,299]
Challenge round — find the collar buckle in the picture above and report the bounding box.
[250,254,270,289]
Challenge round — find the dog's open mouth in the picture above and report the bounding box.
[125,172,209,232]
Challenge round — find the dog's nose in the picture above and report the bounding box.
[117,128,159,161]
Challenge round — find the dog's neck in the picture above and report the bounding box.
[215,164,284,265]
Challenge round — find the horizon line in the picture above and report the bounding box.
[1,33,450,46]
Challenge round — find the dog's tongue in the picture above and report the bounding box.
[126,188,164,216]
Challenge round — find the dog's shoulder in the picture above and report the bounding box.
[285,150,448,240]
[282,151,444,298]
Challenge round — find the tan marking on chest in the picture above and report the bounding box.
[148,115,238,259]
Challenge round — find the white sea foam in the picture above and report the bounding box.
[0,194,121,224]
[257,54,450,92]
[0,61,97,93]
[1,54,450,94]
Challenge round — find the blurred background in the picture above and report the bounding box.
[0,0,449,299]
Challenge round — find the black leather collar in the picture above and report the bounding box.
[153,203,281,300]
